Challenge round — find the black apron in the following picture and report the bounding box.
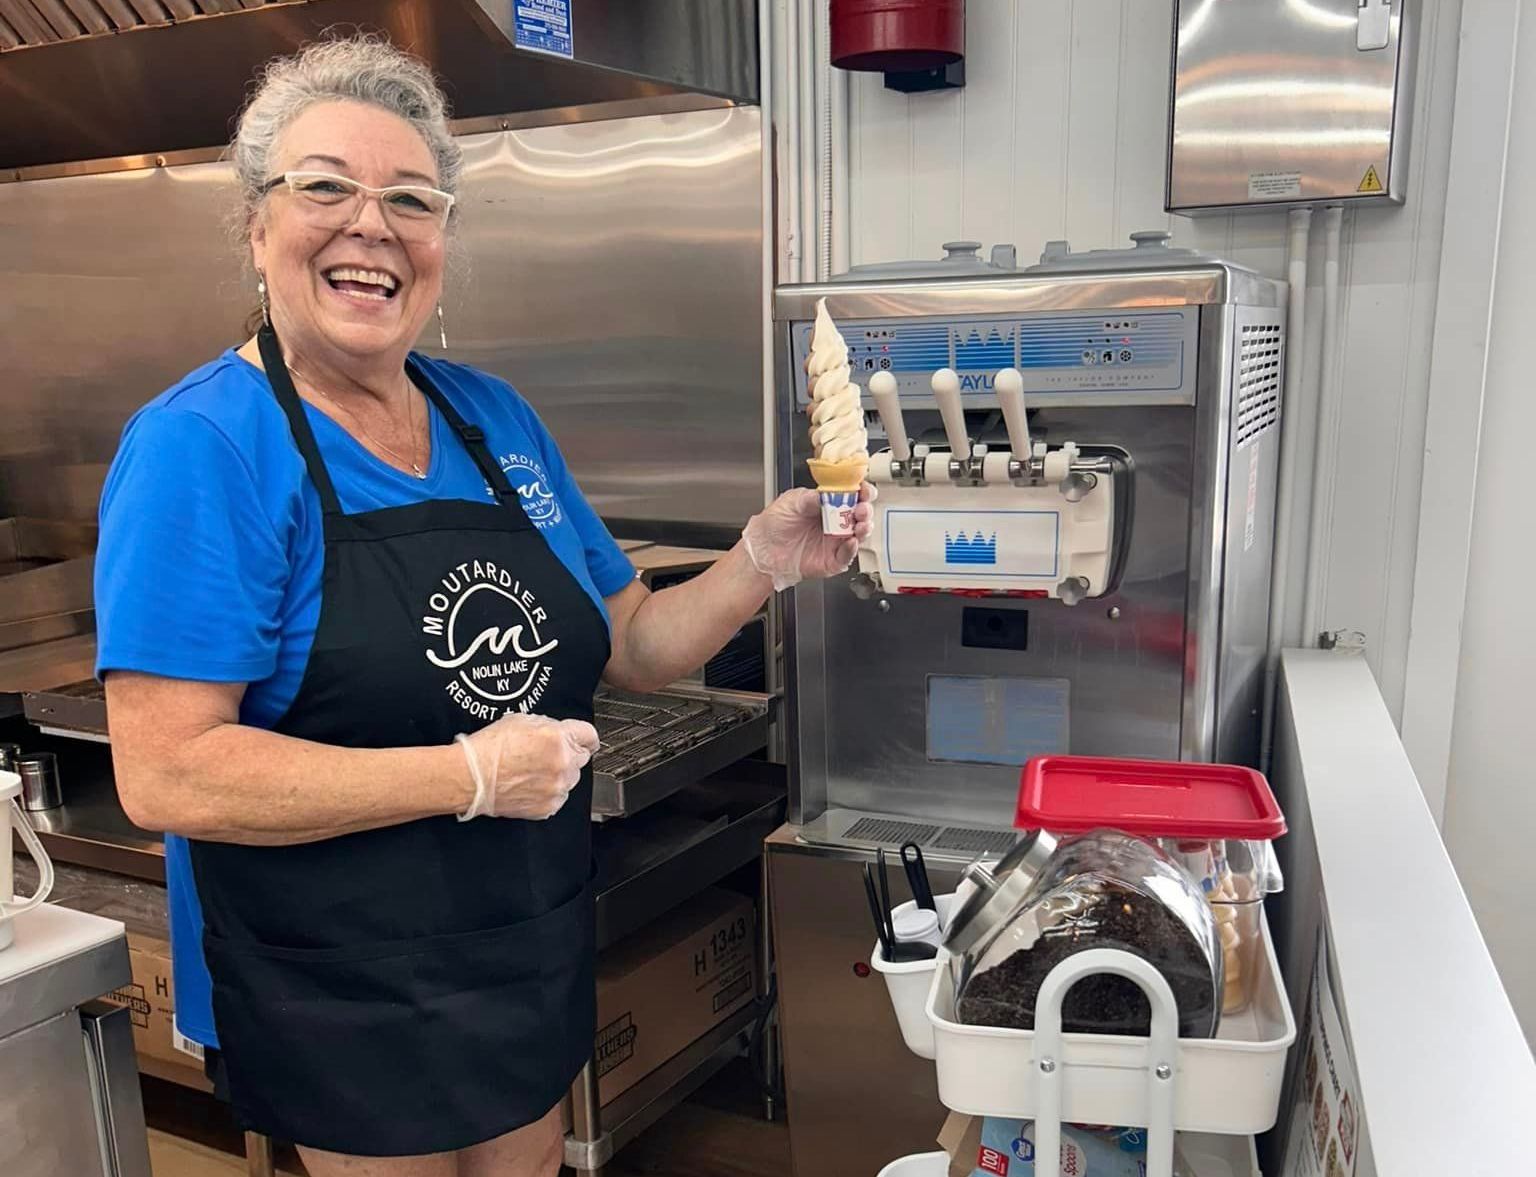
[188,325,611,1156]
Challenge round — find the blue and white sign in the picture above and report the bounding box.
[514,0,574,60]
[885,509,1060,578]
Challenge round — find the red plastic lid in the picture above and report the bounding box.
[1016,755,1286,840]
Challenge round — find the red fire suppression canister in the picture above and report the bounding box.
[830,0,965,92]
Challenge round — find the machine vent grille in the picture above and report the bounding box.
[1236,322,1283,448]
[931,827,1020,855]
[843,818,1018,856]
[844,818,942,845]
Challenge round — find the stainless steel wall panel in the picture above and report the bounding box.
[0,161,246,523]
[0,108,764,539]
[442,107,765,536]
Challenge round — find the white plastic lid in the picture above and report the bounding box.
[1024,230,1233,274]
[0,770,18,802]
[836,241,1020,281]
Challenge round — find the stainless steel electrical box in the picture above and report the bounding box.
[1166,0,1417,213]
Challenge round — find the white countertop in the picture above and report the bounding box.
[0,902,125,987]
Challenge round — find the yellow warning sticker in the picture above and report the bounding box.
[1357,165,1384,194]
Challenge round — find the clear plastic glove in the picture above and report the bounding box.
[454,713,600,821]
[742,483,875,591]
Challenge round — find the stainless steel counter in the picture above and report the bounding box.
[0,904,150,1177]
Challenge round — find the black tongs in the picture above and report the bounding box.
[864,849,936,963]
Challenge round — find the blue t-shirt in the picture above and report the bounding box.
[94,349,635,1048]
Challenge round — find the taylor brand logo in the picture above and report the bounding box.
[944,531,998,565]
[496,452,562,529]
[422,559,560,721]
[959,372,996,392]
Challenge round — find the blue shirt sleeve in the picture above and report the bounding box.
[96,405,290,683]
[526,410,636,599]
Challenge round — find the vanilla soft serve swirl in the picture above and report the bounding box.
[807,298,868,463]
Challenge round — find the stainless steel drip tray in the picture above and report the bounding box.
[795,807,1020,864]
[591,683,770,820]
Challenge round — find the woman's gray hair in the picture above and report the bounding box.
[231,34,462,237]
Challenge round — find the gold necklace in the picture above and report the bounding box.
[301,370,428,480]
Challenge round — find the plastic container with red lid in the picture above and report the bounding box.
[1015,755,1287,1016]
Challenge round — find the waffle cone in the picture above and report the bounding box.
[807,456,869,493]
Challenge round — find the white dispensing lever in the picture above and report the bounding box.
[994,367,1032,459]
[931,368,971,459]
[867,371,911,462]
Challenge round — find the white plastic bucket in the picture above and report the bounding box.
[870,892,956,1060]
[876,1152,949,1177]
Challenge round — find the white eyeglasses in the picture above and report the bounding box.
[261,171,456,241]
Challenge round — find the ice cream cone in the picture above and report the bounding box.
[807,456,869,535]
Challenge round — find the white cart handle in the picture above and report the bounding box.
[3,799,55,919]
[1031,948,1180,1177]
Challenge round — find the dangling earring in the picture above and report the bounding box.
[257,273,270,326]
[436,303,448,350]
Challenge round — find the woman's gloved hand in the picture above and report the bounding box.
[454,714,600,821]
[742,483,875,592]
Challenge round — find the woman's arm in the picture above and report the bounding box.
[107,672,475,845]
[602,543,771,693]
[602,487,873,693]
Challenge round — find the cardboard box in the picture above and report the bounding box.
[592,886,757,1107]
[81,874,756,1110]
[99,930,210,1089]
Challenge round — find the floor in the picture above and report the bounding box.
[140,1061,790,1177]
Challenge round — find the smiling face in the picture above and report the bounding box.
[251,99,446,364]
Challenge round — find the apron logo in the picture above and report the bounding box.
[496,453,562,529]
[422,561,560,720]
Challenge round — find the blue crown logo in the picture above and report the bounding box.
[944,531,998,565]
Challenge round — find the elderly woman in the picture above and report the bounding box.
[94,35,868,1177]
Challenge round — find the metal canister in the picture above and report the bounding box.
[15,752,62,811]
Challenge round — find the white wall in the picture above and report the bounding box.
[1442,1,1536,1046]
[844,0,1464,718]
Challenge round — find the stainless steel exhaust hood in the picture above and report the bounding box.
[0,0,758,172]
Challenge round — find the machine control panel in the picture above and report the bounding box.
[791,307,1196,405]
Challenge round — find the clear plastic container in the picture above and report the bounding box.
[954,831,1223,1039]
[1015,756,1288,1018]
[1161,837,1282,1015]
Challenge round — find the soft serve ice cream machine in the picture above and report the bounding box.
[773,235,1288,842]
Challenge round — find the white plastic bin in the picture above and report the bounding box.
[923,914,1295,1135]
[869,893,955,1059]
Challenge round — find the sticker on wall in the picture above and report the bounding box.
[513,0,574,60]
[1357,165,1384,194]
[1249,171,1303,201]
